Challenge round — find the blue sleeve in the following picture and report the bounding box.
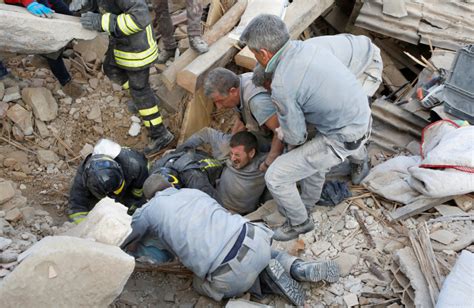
[248,93,277,126]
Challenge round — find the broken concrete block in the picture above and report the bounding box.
[89,77,99,89]
[0,4,97,54]
[6,104,33,135]
[73,34,109,62]
[430,229,458,245]
[0,181,16,205]
[0,250,19,263]
[0,101,9,118]
[392,247,431,307]
[37,150,59,165]
[2,86,21,102]
[64,197,132,246]
[0,236,134,307]
[79,143,94,159]
[35,120,50,137]
[87,105,102,123]
[335,253,359,277]
[128,122,141,137]
[310,241,331,257]
[343,293,359,307]
[21,87,58,122]
[5,208,22,222]
[435,204,466,216]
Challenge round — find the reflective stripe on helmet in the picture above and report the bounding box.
[113,180,126,195]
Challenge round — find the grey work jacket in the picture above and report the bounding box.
[121,187,247,278]
[269,40,371,146]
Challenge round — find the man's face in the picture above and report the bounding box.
[251,48,273,68]
[210,89,239,110]
[229,145,255,169]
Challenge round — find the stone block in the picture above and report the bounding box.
[0,4,97,54]
[21,87,58,122]
[6,104,33,135]
[64,197,132,246]
[37,150,59,165]
[0,181,15,205]
[2,86,21,102]
[430,229,458,245]
[0,236,134,307]
[335,253,359,277]
[5,208,22,222]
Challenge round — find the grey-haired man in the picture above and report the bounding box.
[240,15,372,241]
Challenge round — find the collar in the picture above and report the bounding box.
[265,40,290,74]
[156,187,179,196]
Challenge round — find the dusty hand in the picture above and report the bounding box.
[69,0,90,12]
[26,2,54,18]
[80,11,102,31]
[275,127,284,141]
[259,161,269,172]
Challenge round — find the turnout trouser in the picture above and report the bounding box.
[103,50,165,139]
[265,133,368,226]
[154,0,203,50]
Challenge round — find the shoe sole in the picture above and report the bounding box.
[305,260,340,283]
[266,259,305,306]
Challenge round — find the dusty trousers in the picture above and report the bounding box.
[103,50,166,138]
[153,0,203,50]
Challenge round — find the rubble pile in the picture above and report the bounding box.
[0,178,65,279]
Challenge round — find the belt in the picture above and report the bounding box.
[212,224,255,277]
[344,134,367,150]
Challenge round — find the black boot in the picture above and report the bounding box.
[144,126,174,155]
[259,259,305,306]
[157,48,176,64]
[290,259,340,283]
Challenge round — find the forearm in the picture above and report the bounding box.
[266,135,284,165]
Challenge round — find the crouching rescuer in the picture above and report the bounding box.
[67,139,149,224]
[75,0,173,154]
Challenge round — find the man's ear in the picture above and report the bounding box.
[260,48,274,65]
[229,87,239,97]
[249,148,256,159]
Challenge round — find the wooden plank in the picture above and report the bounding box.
[178,88,214,144]
[176,36,239,93]
[390,196,453,221]
[234,47,256,70]
[234,0,335,70]
[205,0,224,29]
[379,49,409,93]
[160,0,247,91]
[177,0,287,93]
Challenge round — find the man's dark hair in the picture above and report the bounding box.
[230,131,258,154]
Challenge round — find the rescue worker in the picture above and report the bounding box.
[121,174,340,305]
[177,128,267,214]
[4,0,84,98]
[150,148,224,205]
[153,0,209,63]
[240,15,372,241]
[67,139,148,224]
[204,68,284,172]
[75,0,174,154]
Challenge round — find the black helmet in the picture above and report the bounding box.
[156,167,181,189]
[83,154,125,199]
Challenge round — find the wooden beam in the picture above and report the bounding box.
[176,36,239,93]
[234,0,335,70]
[205,0,224,29]
[390,196,453,221]
[178,88,214,144]
[160,0,247,91]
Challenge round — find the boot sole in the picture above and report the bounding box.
[144,133,175,156]
[265,259,305,306]
[305,260,340,283]
[272,222,315,242]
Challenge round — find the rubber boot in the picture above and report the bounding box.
[62,80,84,99]
[144,125,174,155]
[260,259,305,306]
[189,36,209,54]
[290,259,340,283]
[350,154,370,185]
[157,48,176,64]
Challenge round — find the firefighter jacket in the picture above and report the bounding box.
[95,0,158,70]
[150,149,224,203]
[68,148,149,223]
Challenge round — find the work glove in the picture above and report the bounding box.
[80,11,102,31]
[26,2,54,18]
